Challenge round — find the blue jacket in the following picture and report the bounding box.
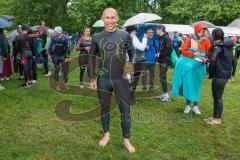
[145,38,159,64]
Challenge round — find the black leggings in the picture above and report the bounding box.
[79,66,86,83]
[212,78,228,118]
[232,57,238,77]
[97,77,131,138]
[79,54,88,83]
[159,63,168,93]
[131,62,143,90]
[53,55,69,83]
[22,50,33,83]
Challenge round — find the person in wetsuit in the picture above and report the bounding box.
[88,8,135,153]
[77,27,91,89]
[48,26,70,91]
[15,24,39,87]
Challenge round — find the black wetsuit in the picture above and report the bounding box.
[79,37,91,83]
[88,29,133,138]
[15,34,35,83]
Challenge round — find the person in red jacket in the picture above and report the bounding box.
[180,22,211,114]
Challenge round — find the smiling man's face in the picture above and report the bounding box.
[102,8,119,32]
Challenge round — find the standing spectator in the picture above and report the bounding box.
[172,23,211,114]
[2,44,12,80]
[125,26,147,102]
[0,28,8,90]
[155,25,173,102]
[205,28,233,124]
[172,31,184,57]
[142,28,158,92]
[229,36,240,82]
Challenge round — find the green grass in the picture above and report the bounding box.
[0,53,240,160]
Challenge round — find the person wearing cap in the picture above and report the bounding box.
[172,22,211,115]
[48,26,70,91]
[155,24,173,102]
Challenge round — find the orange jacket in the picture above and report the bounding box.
[182,37,211,58]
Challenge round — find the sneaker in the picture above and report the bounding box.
[192,106,201,115]
[19,83,30,88]
[45,71,51,77]
[155,93,166,99]
[0,85,5,91]
[161,95,171,102]
[32,80,38,84]
[184,105,191,114]
[79,84,84,89]
[142,86,147,91]
[26,83,33,88]
[18,76,24,80]
[5,77,10,81]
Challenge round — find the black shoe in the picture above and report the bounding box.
[19,83,27,87]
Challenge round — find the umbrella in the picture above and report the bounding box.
[0,17,12,28]
[7,29,19,43]
[93,20,104,27]
[190,21,216,28]
[123,13,162,27]
[31,25,51,31]
[0,15,15,21]
[227,19,240,28]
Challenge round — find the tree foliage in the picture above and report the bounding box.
[0,0,239,32]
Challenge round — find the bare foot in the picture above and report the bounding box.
[123,138,135,153]
[56,85,61,91]
[64,84,70,90]
[99,132,110,147]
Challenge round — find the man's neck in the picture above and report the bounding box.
[105,27,117,33]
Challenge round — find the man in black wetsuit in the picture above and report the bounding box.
[88,8,135,153]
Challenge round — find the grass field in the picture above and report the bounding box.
[0,53,240,160]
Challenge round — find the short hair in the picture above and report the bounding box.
[102,8,119,19]
[125,26,136,34]
[212,28,224,41]
[157,24,166,32]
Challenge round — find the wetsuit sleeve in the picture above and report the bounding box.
[64,37,70,57]
[88,35,98,81]
[48,38,54,55]
[182,37,194,58]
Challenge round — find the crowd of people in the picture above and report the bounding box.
[0,7,240,153]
